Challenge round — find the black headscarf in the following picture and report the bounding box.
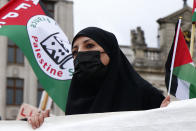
[66,27,165,115]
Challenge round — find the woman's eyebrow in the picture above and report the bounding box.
[83,39,91,44]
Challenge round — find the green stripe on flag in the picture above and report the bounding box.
[173,63,196,86]
[192,13,196,22]
[190,84,196,98]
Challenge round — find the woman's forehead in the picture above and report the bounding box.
[73,36,89,45]
[72,36,98,48]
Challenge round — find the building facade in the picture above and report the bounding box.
[0,0,73,120]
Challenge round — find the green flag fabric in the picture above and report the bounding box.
[0,0,74,111]
[192,0,196,22]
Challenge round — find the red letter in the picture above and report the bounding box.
[39,59,44,64]
[35,49,40,52]
[47,65,51,71]
[29,110,33,117]
[43,62,48,69]
[33,42,38,48]
[32,36,38,42]
[57,71,63,77]
[20,108,26,117]
[37,53,41,59]
[50,68,56,75]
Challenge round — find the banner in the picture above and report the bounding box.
[1,98,196,131]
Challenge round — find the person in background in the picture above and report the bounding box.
[28,27,170,129]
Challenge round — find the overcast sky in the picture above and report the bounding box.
[73,0,193,47]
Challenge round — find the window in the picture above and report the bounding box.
[37,82,44,107]
[7,39,24,64]
[42,0,55,18]
[6,78,24,105]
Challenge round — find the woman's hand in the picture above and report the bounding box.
[27,109,50,129]
[160,96,170,108]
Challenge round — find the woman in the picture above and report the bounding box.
[28,27,170,129]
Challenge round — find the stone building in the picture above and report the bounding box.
[130,0,194,96]
[0,0,73,120]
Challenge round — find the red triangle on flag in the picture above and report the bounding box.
[174,29,193,68]
[193,0,196,14]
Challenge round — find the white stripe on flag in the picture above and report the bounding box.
[176,78,190,100]
[195,8,196,12]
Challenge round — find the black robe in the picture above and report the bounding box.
[66,27,165,115]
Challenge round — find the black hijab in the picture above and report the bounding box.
[66,27,165,115]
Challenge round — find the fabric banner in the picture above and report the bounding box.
[1,98,196,131]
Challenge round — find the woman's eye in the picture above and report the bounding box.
[72,51,78,58]
[86,43,94,48]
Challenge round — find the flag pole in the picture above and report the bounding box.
[41,92,49,111]
[168,17,182,95]
[190,23,195,57]
[39,90,53,111]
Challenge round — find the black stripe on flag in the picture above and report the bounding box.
[165,22,179,97]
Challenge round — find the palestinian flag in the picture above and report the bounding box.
[165,23,196,99]
[0,0,74,111]
[192,0,196,22]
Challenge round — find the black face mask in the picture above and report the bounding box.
[73,51,108,83]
